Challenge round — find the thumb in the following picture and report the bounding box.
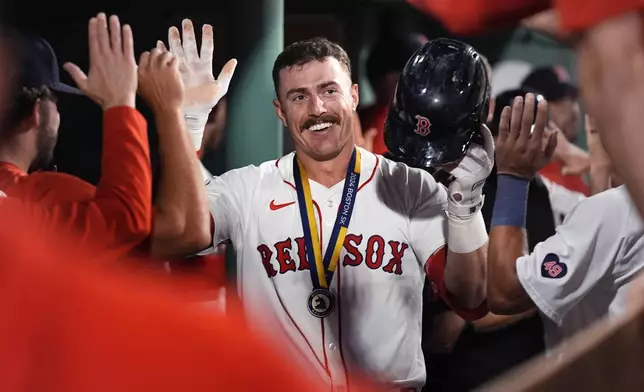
[216,59,238,94]
[63,62,88,91]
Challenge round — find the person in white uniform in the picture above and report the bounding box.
[487,93,644,354]
[161,22,492,391]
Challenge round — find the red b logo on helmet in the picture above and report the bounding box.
[414,115,431,136]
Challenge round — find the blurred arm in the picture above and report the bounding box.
[150,107,211,258]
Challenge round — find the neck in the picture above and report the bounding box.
[297,144,355,188]
[0,136,34,172]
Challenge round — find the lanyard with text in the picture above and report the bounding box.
[293,148,361,318]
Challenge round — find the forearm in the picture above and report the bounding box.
[487,175,535,314]
[471,308,537,333]
[444,245,487,308]
[150,107,211,258]
[95,106,152,245]
[488,226,532,314]
[443,211,488,309]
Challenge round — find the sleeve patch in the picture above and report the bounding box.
[541,253,567,279]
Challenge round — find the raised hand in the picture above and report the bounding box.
[137,48,184,114]
[496,93,558,179]
[164,19,237,112]
[158,19,237,150]
[63,13,137,109]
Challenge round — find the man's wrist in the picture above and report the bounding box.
[103,95,136,110]
[491,174,530,228]
[154,106,184,123]
[447,211,488,253]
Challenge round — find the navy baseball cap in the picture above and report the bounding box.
[521,66,577,102]
[8,30,81,94]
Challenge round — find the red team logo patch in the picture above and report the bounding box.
[541,253,567,279]
[413,115,432,136]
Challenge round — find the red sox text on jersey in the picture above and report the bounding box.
[257,234,409,277]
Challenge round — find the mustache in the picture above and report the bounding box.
[301,114,339,130]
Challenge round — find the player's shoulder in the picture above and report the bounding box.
[2,170,94,202]
[206,153,295,191]
[377,153,443,190]
[576,185,630,212]
[374,152,447,208]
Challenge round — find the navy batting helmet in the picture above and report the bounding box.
[384,38,490,168]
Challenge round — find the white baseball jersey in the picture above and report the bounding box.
[539,175,586,226]
[515,185,644,353]
[201,147,451,390]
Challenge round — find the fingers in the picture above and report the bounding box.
[62,62,88,91]
[216,58,238,94]
[530,98,548,150]
[200,24,214,66]
[96,13,110,54]
[87,17,99,64]
[109,15,121,53]
[138,51,151,70]
[486,97,496,125]
[168,26,187,63]
[182,19,199,63]
[544,129,558,159]
[518,93,536,145]
[154,49,174,67]
[480,124,496,161]
[156,40,168,52]
[140,48,174,71]
[509,96,524,142]
[122,25,134,60]
[498,105,512,144]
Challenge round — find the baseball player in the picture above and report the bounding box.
[487,93,644,354]
[163,23,492,390]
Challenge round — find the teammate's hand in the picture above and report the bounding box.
[165,19,237,112]
[551,122,590,176]
[137,48,184,113]
[63,13,137,109]
[445,124,495,219]
[496,93,558,179]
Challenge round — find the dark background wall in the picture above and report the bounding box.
[1,0,519,184]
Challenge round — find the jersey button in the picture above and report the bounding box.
[328,343,336,350]
[326,199,334,208]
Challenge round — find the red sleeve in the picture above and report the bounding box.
[425,245,488,320]
[556,0,644,32]
[22,107,152,260]
[407,0,550,34]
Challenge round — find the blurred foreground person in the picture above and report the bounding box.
[487,93,644,355]
[0,197,360,392]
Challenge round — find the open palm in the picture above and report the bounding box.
[163,19,237,111]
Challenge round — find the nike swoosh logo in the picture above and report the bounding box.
[270,200,295,211]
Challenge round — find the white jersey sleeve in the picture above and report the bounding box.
[515,190,624,325]
[408,169,449,265]
[539,175,586,226]
[200,163,261,254]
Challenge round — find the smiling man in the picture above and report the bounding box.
[197,37,489,390]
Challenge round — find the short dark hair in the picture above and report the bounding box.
[272,37,351,96]
[0,85,55,136]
